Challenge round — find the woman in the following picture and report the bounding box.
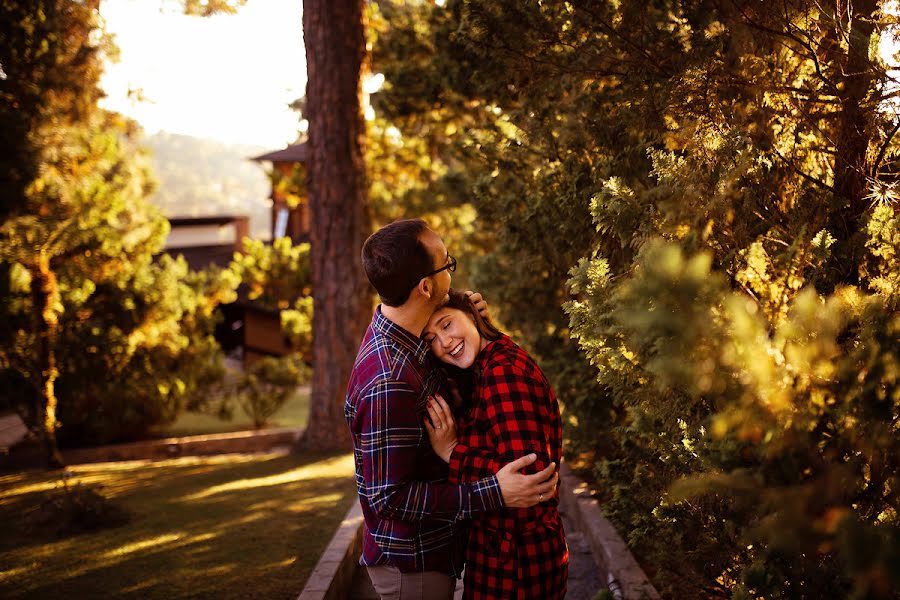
[422,289,568,600]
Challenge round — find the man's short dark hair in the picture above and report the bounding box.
[362,219,435,306]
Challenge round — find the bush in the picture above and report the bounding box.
[25,472,131,537]
[236,354,310,430]
[371,1,900,597]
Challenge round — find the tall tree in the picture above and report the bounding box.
[299,0,372,451]
[0,1,244,465]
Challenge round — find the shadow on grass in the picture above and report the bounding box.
[0,451,356,600]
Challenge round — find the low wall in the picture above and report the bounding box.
[296,501,364,600]
[2,427,303,469]
[559,463,661,600]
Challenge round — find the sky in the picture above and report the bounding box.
[99,0,307,149]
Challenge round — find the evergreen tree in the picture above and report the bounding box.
[372,1,900,596]
[0,0,107,221]
[0,1,241,462]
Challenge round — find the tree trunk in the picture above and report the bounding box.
[32,258,65,469]
[298,0,372,452]
[828,0,878,283]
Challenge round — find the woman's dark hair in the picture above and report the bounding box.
[362,219,434,306]
[444,289,503,342]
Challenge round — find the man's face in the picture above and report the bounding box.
[419,229,452,306]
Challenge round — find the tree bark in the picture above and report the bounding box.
[32,258,65,469]
[829,0,878,271]
[298,0,372,451]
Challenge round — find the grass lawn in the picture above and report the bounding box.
[0,451,356,599]
[154,386,311,439]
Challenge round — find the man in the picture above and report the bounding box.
[345,219,558,600]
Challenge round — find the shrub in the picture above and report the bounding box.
[25,472,131,537]
[236,354,310,430]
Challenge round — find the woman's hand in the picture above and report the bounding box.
[424,394,458,463]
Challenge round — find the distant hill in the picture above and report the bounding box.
[141,132,273,240]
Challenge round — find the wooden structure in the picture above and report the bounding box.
[217,301,294,365]
[154,143,313,367]
[251,142,311,242]
[162,215,249,271]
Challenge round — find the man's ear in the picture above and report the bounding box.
[417,276,432,300]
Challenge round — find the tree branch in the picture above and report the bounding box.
[872,117,900,176]
[772,147,835,191]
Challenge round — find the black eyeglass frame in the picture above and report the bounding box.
[421,255,457,278]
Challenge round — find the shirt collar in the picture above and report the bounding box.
[473,334,511,374]
[373,305,430,365]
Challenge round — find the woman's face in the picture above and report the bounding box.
[423,307,484,369]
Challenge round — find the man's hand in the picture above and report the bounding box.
[464,290,490,320]
[423,394,457,463]
[495,455,558,508]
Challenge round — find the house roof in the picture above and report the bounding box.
[168,215,248,227]
[250,142,309,163]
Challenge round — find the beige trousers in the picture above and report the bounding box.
[365,565,458,600]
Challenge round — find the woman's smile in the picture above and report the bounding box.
[424,307,484,368]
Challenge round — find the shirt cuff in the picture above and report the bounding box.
[470,474,504,513]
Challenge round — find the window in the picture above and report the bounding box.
[274,207,289,239]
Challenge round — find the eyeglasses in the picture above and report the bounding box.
[421,254,457,278]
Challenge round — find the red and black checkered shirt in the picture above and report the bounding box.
[448,334,569,599]
[345,307,505,576]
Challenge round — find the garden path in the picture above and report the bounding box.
[347,503,602,599]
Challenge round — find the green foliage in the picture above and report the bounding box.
[863,204,900,308]
[369,1,607,459]
[0,0,111,220]
[269,160,308,211]
[236,354,310,430]
[0,112,241,445]
[0,2,242,449]
[228,237,311,311]
[568,235,900,598]
[373,0,900,597]
[281,295,314,360]
[226,236,313,361]
[179,0,247,17]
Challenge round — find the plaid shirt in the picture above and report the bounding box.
[448,335,568,599]
[345,307,504,576]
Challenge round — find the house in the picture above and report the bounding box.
[157,142,312,366]
[250,142,310,243]
[162,215,249,271]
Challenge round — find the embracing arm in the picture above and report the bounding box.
[447,363,557,487]
[356,379,504,522]
[424,384,558,507]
